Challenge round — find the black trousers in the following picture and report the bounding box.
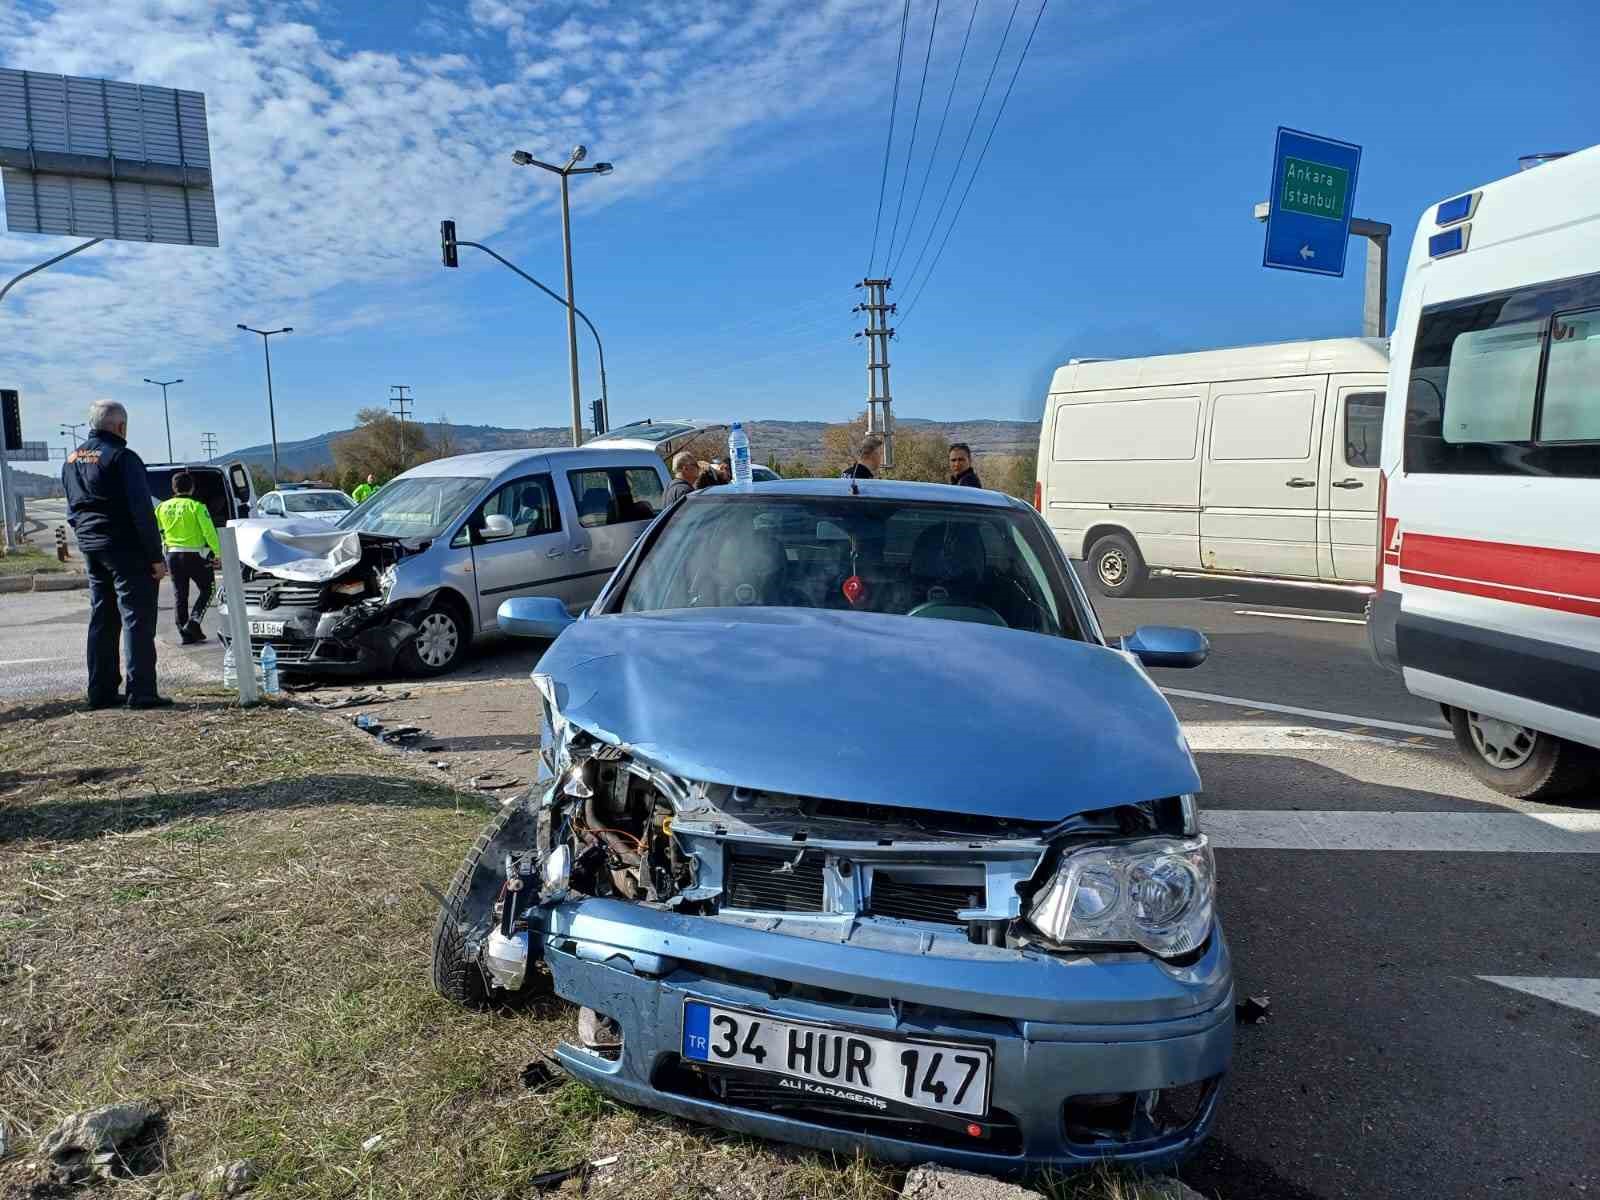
[84,548,160,703]
[167,552,215,630]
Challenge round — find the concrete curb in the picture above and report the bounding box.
[0,575,30,594]
[32,572,89,592]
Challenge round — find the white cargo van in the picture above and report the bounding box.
[1368,145,1600,800]
[1034,339,1389,596]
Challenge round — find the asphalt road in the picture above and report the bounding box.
[2,570,1595,1198]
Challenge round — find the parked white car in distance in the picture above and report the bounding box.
[256,486,356,525]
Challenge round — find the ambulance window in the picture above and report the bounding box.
[1441,319,1543,444]
[1542,309,1600,442]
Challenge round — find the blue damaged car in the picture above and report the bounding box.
[430,478,1232,1171]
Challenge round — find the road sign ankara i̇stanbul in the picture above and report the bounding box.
[1262,127,1361,277]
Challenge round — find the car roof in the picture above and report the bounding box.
[685,477,1024,508]
[398,446,667,484]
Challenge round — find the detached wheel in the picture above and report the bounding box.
[430,799,548,1009]
[401,600,469,676]
[1447,707,1599,802]
[1087,532,1146,598]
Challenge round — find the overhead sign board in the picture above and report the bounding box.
[1262,127,1361,277]
[14,440,49,462]
[0,69,219,247]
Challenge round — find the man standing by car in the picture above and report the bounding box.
[352,473,377,504]
[948,443,982,488]
[62,400,170,709]
[843,433,884,480]
[155,471,220,645]
[663,452,698,506]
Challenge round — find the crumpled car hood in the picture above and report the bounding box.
[536,608,1200,822]
[235,520,363,582]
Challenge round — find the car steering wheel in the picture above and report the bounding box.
[905,599,1008,627]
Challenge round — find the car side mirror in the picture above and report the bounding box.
[498,596,575,639]
[481,513,515,540]
[1118,625,1209,669]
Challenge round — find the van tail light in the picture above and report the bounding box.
[1375,470,1388,592]
[1032,481,1042,512]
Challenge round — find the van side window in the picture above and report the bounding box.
[475,475,561,539]
[1406,271,1600,477]
[1343,393,1385,468]
[569,468,662,527]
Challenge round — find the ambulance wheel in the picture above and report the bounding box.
[1087,533,1146,598]
[1448,708,1600,803]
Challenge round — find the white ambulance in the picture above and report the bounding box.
[1368,145,1600,800]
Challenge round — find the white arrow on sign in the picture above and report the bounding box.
[1478,976,1600,1018]
[1298,244,1316,261]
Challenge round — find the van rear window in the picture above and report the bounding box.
[1405,270,1600,477]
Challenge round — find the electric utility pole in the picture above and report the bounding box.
[854,278,896,468]
[390,385,413,461]
[200,432,219,461]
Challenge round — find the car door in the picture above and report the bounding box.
[564,464,665,604]
[1320,381,1386,582]
[1200,376,1326,578]
[461,473,580,631]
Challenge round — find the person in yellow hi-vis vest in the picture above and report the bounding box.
[154,472,221,645]
[351,473,377,504]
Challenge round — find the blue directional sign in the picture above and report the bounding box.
[1262,127,1362,277]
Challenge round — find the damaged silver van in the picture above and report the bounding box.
[431,478,1233,1172]
[219,444,667,676]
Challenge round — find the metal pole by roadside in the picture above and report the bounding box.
[559,170,583,447]
[218,526,261,705]
[263,338,281,490]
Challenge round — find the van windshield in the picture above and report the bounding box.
[337,477,482,538]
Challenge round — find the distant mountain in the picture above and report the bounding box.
[7,467,64,498]
[219,417,1042,474]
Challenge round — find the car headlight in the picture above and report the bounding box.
[1027,836,1214,959]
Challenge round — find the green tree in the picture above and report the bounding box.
[331,407,438,486]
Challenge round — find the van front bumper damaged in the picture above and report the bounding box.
[535,897,1233,1172]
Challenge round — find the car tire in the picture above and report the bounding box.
[430,797,549,1010]
[1087,532,1147,598]
[400,599,469,676]
[1447,707,1600,802]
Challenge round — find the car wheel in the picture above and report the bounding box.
[1447,707,1599,802]
[430,797,549,1010]
[1087,532,1146,598]
[401,601,468,676]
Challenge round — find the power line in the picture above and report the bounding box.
[889,0,982,278]
[883,0,943,275]
[895,0,1024,303]
[900,0,1049,324]
[865,0,914,277]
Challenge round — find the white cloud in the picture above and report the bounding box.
[0,0,909,448]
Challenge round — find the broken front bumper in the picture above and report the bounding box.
[217,600,418,677]
[536,898,1233,1171]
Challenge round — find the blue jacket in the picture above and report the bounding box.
[62,431,163,561]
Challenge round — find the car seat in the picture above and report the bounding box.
[909,522,986,602]
[578,486,612,527]
[712,530,789,607]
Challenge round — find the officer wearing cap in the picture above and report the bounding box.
[62,400,171,709]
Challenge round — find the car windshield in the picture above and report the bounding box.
[337,476,483,538]
[285,491,353,513]
[619,493,1079,638]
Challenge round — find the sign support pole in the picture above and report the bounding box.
[218,526,260,705]
[0,239,103,554]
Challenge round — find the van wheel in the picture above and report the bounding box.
[1087,533,1146,598]
[1447,707,1599,802]
[401,600,469,676]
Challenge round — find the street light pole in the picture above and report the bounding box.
[237,324,293,490]
[142,377,184,462]
[511,145,614,447]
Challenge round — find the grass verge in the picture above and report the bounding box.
[0,696,1186,1200]
[0,546,65,577]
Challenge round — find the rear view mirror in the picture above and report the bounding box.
[1119,625,1209,669]
[481,514,515,540]
[498,596,575,639]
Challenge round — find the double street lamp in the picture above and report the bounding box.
[142,377,183,462]
[511,145,613,447]
[236,324,293,490]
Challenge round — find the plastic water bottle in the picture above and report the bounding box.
[728,422,752,485]
[222,643,238,689]
[260,643,280,697]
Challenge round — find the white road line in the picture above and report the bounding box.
[1232,609,1367,625]
[0,657,72,667]
[1182,722,1436,751]
[1162,687,1450,738]
[1204,810,1600,853]
[1478,976,1600,1019]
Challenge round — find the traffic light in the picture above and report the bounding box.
[440,220,458,269]
[1,390,20,452]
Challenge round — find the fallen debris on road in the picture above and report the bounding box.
[37,1100,162,1185]
[1235,994,1272,1025]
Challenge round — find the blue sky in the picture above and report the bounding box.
[1,0,1595,464]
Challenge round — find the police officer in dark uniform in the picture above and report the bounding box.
[62,400,171,709]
